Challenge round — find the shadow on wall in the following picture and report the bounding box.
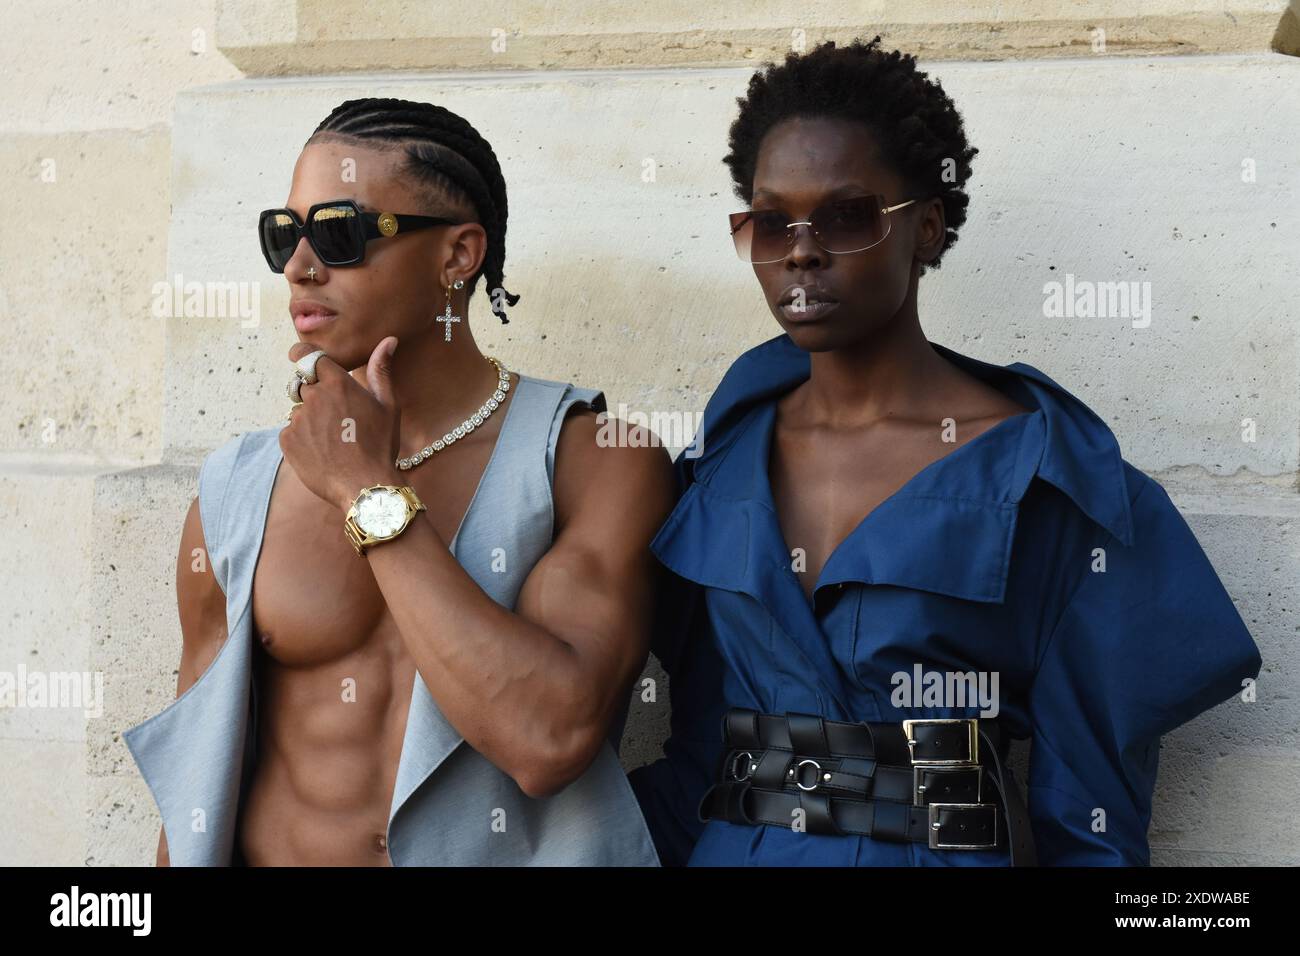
[1272,0,1300,54]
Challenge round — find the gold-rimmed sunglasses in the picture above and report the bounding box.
[729,194,926,264]
[258,198,462,273]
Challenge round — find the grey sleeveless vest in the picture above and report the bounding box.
[122,374,661,866]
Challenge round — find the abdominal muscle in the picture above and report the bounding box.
[235,465,423,866]
[237,622,416,866]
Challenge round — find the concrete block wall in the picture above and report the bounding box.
[2,0,1296,865]
[1,0,244,866]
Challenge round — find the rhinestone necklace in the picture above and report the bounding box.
[395,355,511,471]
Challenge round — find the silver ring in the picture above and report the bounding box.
[794,758,822,791]
[730,751,755,782]
[295,349,327,384]
[287,373,306,403]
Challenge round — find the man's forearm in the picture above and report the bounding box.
[348,496,614,795]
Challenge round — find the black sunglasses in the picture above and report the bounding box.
[258,198,462,273]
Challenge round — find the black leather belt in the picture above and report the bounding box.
[698,708,1038,866]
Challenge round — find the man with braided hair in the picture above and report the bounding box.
[124,98,669,866]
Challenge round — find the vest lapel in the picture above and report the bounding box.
[122,606,253,865]
[387,674,467,825]
[385,374,543,834]
[122,429,283,865]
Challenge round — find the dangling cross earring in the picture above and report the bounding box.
[436,279,465,342]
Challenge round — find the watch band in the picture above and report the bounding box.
[342,484,427,556]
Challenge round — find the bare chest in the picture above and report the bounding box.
[768,418,1007,602]
[249,437,497,666]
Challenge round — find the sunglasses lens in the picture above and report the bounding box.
[730,210,792,263]
[811,197,886,253]
[750,210,794,262]
[310,203,362,264]
[260,212,299,272]
[729,212,751,261]
[729,198,888,262]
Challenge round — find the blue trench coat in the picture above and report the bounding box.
[628,333,1262,866]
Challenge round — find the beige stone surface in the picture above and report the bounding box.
[215,1,1300,75]
[0,739,87,865]
[162,54,1300,479]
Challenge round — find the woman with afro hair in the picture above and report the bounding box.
[627,36,1260,867]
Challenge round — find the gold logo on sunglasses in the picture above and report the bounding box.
[377,213,399,237]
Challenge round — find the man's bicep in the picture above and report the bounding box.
[174,496,228,698]
[516,427,676,683]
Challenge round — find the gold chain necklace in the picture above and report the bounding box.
[395,355,511,471]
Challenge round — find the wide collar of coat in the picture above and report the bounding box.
[651,332,1134,615]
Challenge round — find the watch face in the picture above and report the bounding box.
[355,488,407,538]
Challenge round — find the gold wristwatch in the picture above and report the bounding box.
[343,484,427,556]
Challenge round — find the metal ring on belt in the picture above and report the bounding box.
[697,708,1038,866]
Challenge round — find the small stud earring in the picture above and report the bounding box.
[453,278,465,290]
[436,282,462,342]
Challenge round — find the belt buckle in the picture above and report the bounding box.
[904,718,981,805]
[902,717,979,765]
[927,802,998,850]
[913,765,984,805]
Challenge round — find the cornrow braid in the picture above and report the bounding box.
[309,97,520,324]
[723,35,980,275]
